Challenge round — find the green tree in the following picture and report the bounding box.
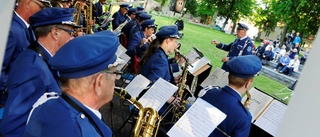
[184,0,198,17]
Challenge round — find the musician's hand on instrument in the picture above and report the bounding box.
[140,38,147,47]
[221,57,229,62]
[177,57,186,66]
[211,40,220,45]
[174,75,181,84]
[168,96,181,107]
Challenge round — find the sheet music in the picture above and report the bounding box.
[241,88,274,122]
[124,74,150,98]
[201,67,228,88]
[254,100,287,136]
[188,57,210,74]
[138,78,178,111]
[186,49,200,63]
[167,98,226,137]
[116,45,131,71]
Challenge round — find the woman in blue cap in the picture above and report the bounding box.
[138,25,185,115]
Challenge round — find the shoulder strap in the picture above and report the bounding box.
[238,38,251,56]
[61,93,104,136]
[28,41,48,63]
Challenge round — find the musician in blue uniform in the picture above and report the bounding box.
[129,13,152,39]
[122,12,150,41]
[126,19,156,58]
[112,4,128,30]
[94,0,106,17]
[139,25,182,109]
[0,8,78,137]
[0,0,52,106]
[24,30,122,137]
[127,7,137,21]
[211,23,253,70]
[199,55,262,137]
[137,5,144,11]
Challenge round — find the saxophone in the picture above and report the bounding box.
[244,90,251,109]
[172,48,193,120]
[114,87,159,137]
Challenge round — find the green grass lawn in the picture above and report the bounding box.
[152,14,290,102]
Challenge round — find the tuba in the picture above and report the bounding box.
[83,0,94,34]
[114,87,160,137]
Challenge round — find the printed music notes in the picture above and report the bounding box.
[200,67,229,88]
[167,98,226,137]
[124,74,150,98]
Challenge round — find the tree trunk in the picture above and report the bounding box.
[280,25,289,46]
[211,9,219,27]
[256,25,263,41]
[222,17,229,30]
[231,21,236,34]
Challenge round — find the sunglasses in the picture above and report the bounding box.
[56,26,75,36]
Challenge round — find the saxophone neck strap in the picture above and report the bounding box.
[61,93,103,136]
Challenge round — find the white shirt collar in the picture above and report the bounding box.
[37,41,53,57]
[240,36,248,41]
[14,11,29,28]
[84,105,102,120]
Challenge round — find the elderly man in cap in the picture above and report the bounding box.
[23,30,122,137]
[211,23,253,70]
[112,4,129,30]
[199,55,262,137]
[51,0,72,8]
[0,8,78,137]
[0,0,52,106]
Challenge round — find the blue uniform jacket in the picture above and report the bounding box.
[129,24,141,38]
[126,30,147,58]
[0,42,61,137]
[24,94,112,137]
[0,12,32,103]
[112,10,126,30]
[216,36,253,70]
[140,48,174,84]
[201,86,252,137]
[94,2,103,17]
[121,19,138,40]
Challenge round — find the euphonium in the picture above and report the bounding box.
[172,48,193,120]
[73,1,82,26]
[84,1,94,34]
[114,87,159,137]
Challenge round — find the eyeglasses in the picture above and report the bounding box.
[32,0,52,9]
[56,26,75,36]
[102,70,123,76]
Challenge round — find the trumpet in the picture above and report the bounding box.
[114,87,159,137]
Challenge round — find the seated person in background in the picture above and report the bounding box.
[174,17,184,31]
[272,44,281,62]
[292,43,301,54]
[279,45,287,57]
[300,48,310,65]
[261,46,274,61]
[199,55,262,137]
[273,38,280,48]
[24,30,122,137]
[280,55,300,76]
[289,48,298,59]
[274,52,291,71]
[253,42,265,59]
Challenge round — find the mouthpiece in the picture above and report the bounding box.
[114,87,132,100]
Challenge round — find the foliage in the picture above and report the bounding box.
[272,0,320,35]
[154,0,168,8]
[184,0,198,17]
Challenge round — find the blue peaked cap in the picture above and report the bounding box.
[225,55,262,78]
[156,25,179,39]
[141,19,156,30]
[237,23,249,30]
[137,5,144,11]
[49,31,119,78]
[30,8,78,28]
[139,13,152,20]
[128,8,137,15]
